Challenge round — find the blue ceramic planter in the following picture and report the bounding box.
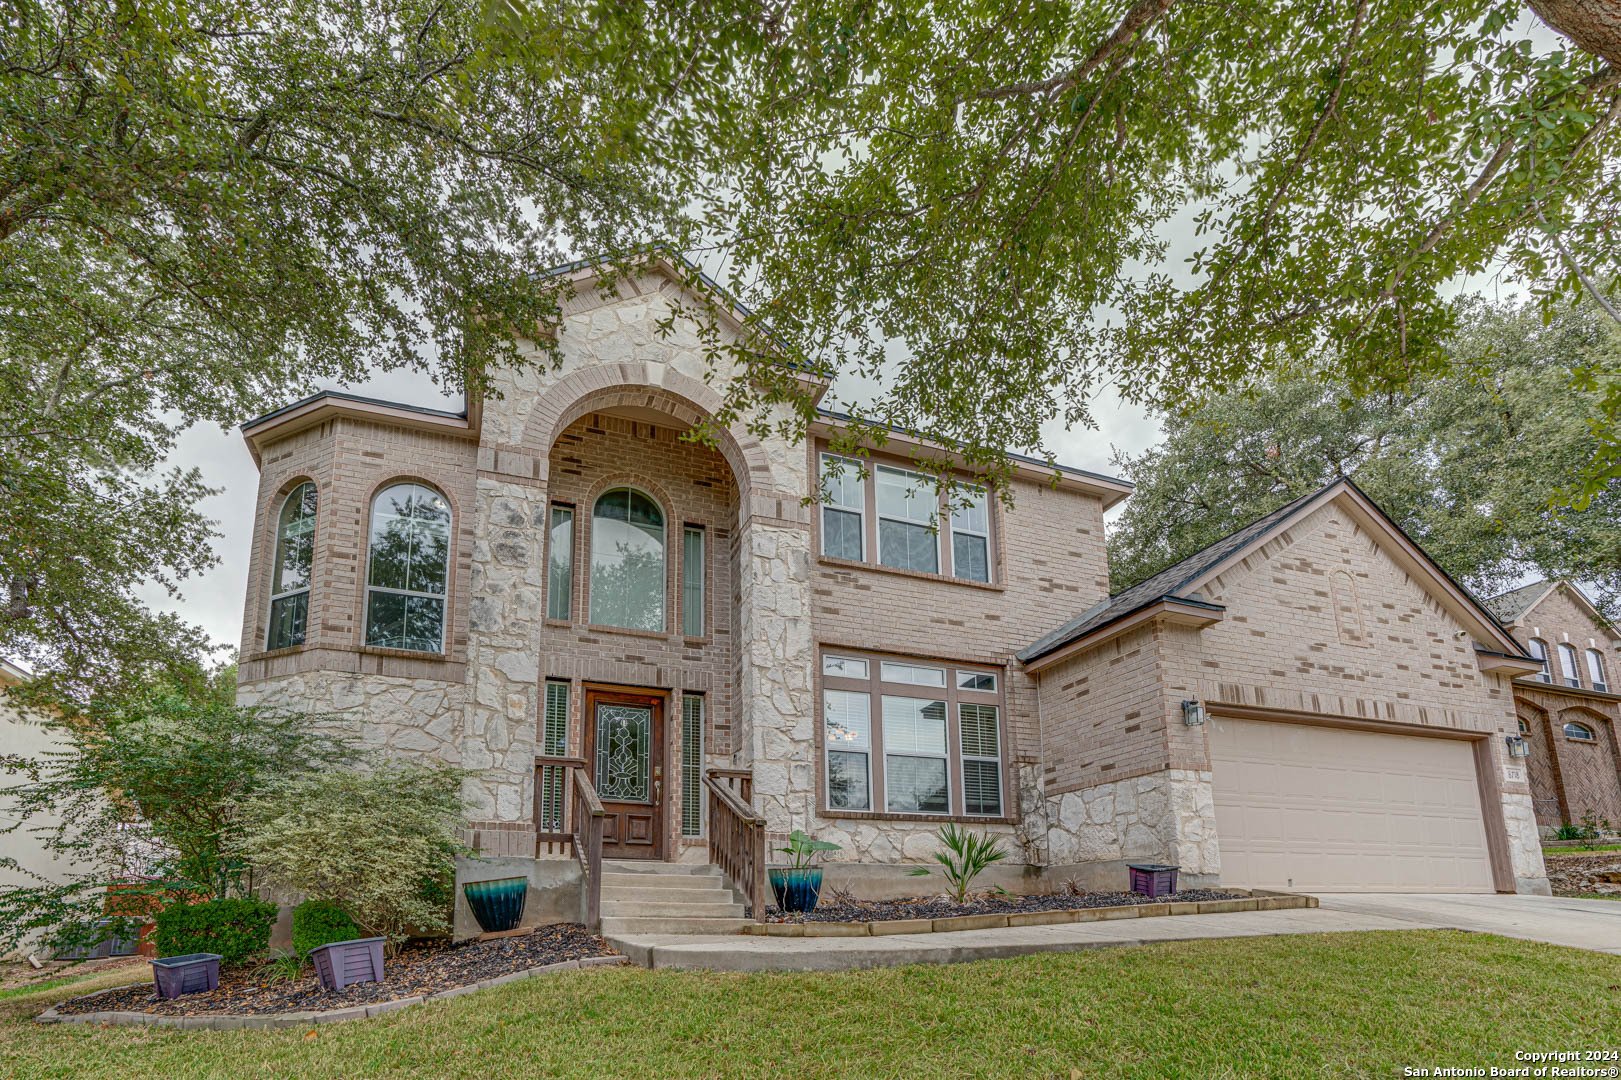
[463,876,529,933]
[768,867,823,913]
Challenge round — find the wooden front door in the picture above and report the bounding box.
[583,688,665,860]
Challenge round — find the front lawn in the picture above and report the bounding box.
[5,931,1619,1080]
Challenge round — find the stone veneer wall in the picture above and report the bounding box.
[462,272,815,856]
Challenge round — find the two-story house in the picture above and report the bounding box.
[234,260,1550,935]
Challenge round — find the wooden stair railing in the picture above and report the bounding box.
[534,756,606,930]
[571,769,607,931]
[702,770,768,922]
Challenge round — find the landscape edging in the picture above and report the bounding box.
[741,891,1319,937]
[35,954,630,1029]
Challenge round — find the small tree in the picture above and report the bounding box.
[239,762,469,952]
[0,678,357,955]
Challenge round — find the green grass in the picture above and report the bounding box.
[1545,844,1621,855]
[1559,892,1621,901]
[4,931,1620,1080]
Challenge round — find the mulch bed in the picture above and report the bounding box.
[766,889,1248,923]
[53,924,617,1017]
[1544,852,1621,898]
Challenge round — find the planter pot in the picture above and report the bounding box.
[1127,863,1179,899]
[150,953,221,999]
[309,937,387,991]
[463,876,529,934]
[768,867,824,913]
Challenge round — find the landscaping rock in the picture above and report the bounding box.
[51,923,616,1019]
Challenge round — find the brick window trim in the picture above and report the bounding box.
[816,554,1008,592]
[814,644,1017,824]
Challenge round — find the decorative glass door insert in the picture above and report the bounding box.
[595,703,652,802]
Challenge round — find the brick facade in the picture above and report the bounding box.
[1494,582,1621,835]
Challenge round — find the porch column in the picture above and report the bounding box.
[736,493,816,837]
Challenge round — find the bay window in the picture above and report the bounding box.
[266,482,318,650]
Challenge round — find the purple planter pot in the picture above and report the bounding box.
[150,953,221,999]
[309,937,387,991]
[1128,864,1179,898]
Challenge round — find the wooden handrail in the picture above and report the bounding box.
[703,771,768,922]
[571,769,606,931]
[571,767,606,817]
[532,757,605,930]
[704,775,764,824]
[707,768,754,804]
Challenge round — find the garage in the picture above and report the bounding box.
[1208,715,1495,893]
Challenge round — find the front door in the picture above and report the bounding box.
[583,688,665,860]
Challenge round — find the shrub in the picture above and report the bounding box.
[291,899,362,960]
[151,897,278,966]
[239,761,468,952]
[908,824,1009,903]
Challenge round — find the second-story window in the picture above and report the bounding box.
[266,482,318,650]
[820,453,865,561]
[1559,643,1582,688]
[547,505,574,621]
[589,487,664,632]
[1587,649,1609,693]
[1529,639,1552,683]
[876,465,938,574]
[365,482,451,653]
[950,486,991,583]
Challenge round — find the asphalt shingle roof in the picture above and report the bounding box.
[1482,580,1553,625]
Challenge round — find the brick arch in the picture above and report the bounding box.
[518,366,776,495]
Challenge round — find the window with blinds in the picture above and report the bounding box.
[682,694,704,836]
[538,681,570,833]
[959,702,1002,816]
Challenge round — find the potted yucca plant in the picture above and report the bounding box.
[769,830,841,913]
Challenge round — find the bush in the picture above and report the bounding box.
[908,824,1009,903]
[151,897,278,966]
[291,900,362,960]
[240,761,468,952]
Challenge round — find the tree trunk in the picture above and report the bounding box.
[1528,0,1621,69]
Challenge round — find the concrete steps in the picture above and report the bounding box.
[597,859,751,936]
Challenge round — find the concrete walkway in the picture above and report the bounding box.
[1315,892,1621,955]
[608,893,1621,972]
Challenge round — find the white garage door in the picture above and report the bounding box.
[1209,716,1495,893]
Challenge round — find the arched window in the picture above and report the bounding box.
[364,482,451,653]
[1564,721,1596,741]
[1558,643,1582,688]
[589,487,665,631]
[266,482,318,650]
[1587,649,1609,693]
[1528,638,1551,683]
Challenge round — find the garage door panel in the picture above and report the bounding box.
[1210,717,1494,893]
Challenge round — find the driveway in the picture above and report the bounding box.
[1314,893,1621,954]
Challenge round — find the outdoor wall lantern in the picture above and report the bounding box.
[1505,734,1530,759]
[1181,700,1206,727]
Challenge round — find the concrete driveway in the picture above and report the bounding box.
[1314,892,1621,954]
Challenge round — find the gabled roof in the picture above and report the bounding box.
[1020,477,1531,667]
[1482,580,1558,625]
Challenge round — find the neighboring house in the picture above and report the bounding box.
[234,260,1550,933]
[1485,580,1621,835]
[0,659,73,958]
